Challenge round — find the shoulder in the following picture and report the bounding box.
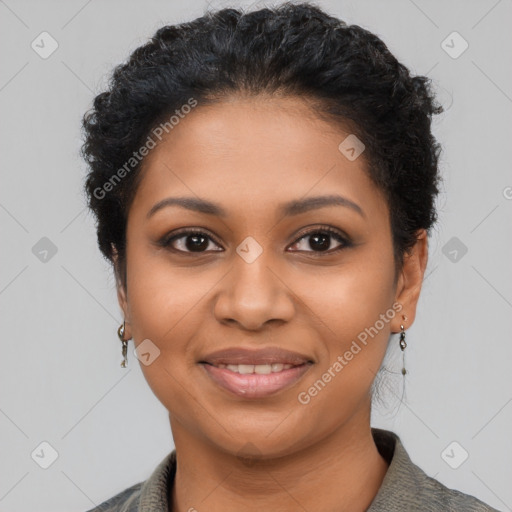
[84,481,143,512]
[417,470,500,511]
[369,428,500,512]
[83,450,176,512]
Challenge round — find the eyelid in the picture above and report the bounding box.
[159,224,351,254]
[160,227,223,252]
[287,225,351,254]
[291,224,349,243]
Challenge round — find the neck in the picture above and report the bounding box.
[169,404,389,512]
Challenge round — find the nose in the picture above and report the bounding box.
[213,250,295,331]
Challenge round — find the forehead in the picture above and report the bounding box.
[129,96,387,221]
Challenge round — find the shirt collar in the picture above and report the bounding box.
[137,428,416,511]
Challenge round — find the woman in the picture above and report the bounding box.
[81,2,499,511]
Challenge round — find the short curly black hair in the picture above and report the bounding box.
[81,1,443,289]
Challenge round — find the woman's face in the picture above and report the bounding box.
[116,96,426,458]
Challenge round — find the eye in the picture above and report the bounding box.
[287,225,351,255]
[158,225,351,256]
[160,229,223,254]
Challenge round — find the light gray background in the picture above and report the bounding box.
[0,0,511,511]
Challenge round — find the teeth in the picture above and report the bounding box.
[238,364,254,374]
[216,363,295,373]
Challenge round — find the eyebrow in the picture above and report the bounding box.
[147,194,365,219]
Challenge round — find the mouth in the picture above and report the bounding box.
[198,347,314,399]
[205,362,301,374]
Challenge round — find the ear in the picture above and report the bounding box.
[392,229,429,332]
[112,245,132,339]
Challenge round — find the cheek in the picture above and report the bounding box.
[293,248,397,344]
[290,247,396,393]
[125,238,211,341]
[123,246,206,391]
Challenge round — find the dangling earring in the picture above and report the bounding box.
[117,321,129,368]
[399,315,407,376]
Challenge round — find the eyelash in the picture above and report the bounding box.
[158,225,352,257]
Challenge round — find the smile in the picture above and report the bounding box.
[213,363,295,373]
[200,361,313,399]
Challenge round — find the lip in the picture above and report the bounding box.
[199,347,314,366]
[200,361,313,399]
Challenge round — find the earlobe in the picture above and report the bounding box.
[392,229,429,332]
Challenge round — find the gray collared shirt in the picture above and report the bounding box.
[86,428,500,511]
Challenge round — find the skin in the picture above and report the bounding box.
[114,95,428,512]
